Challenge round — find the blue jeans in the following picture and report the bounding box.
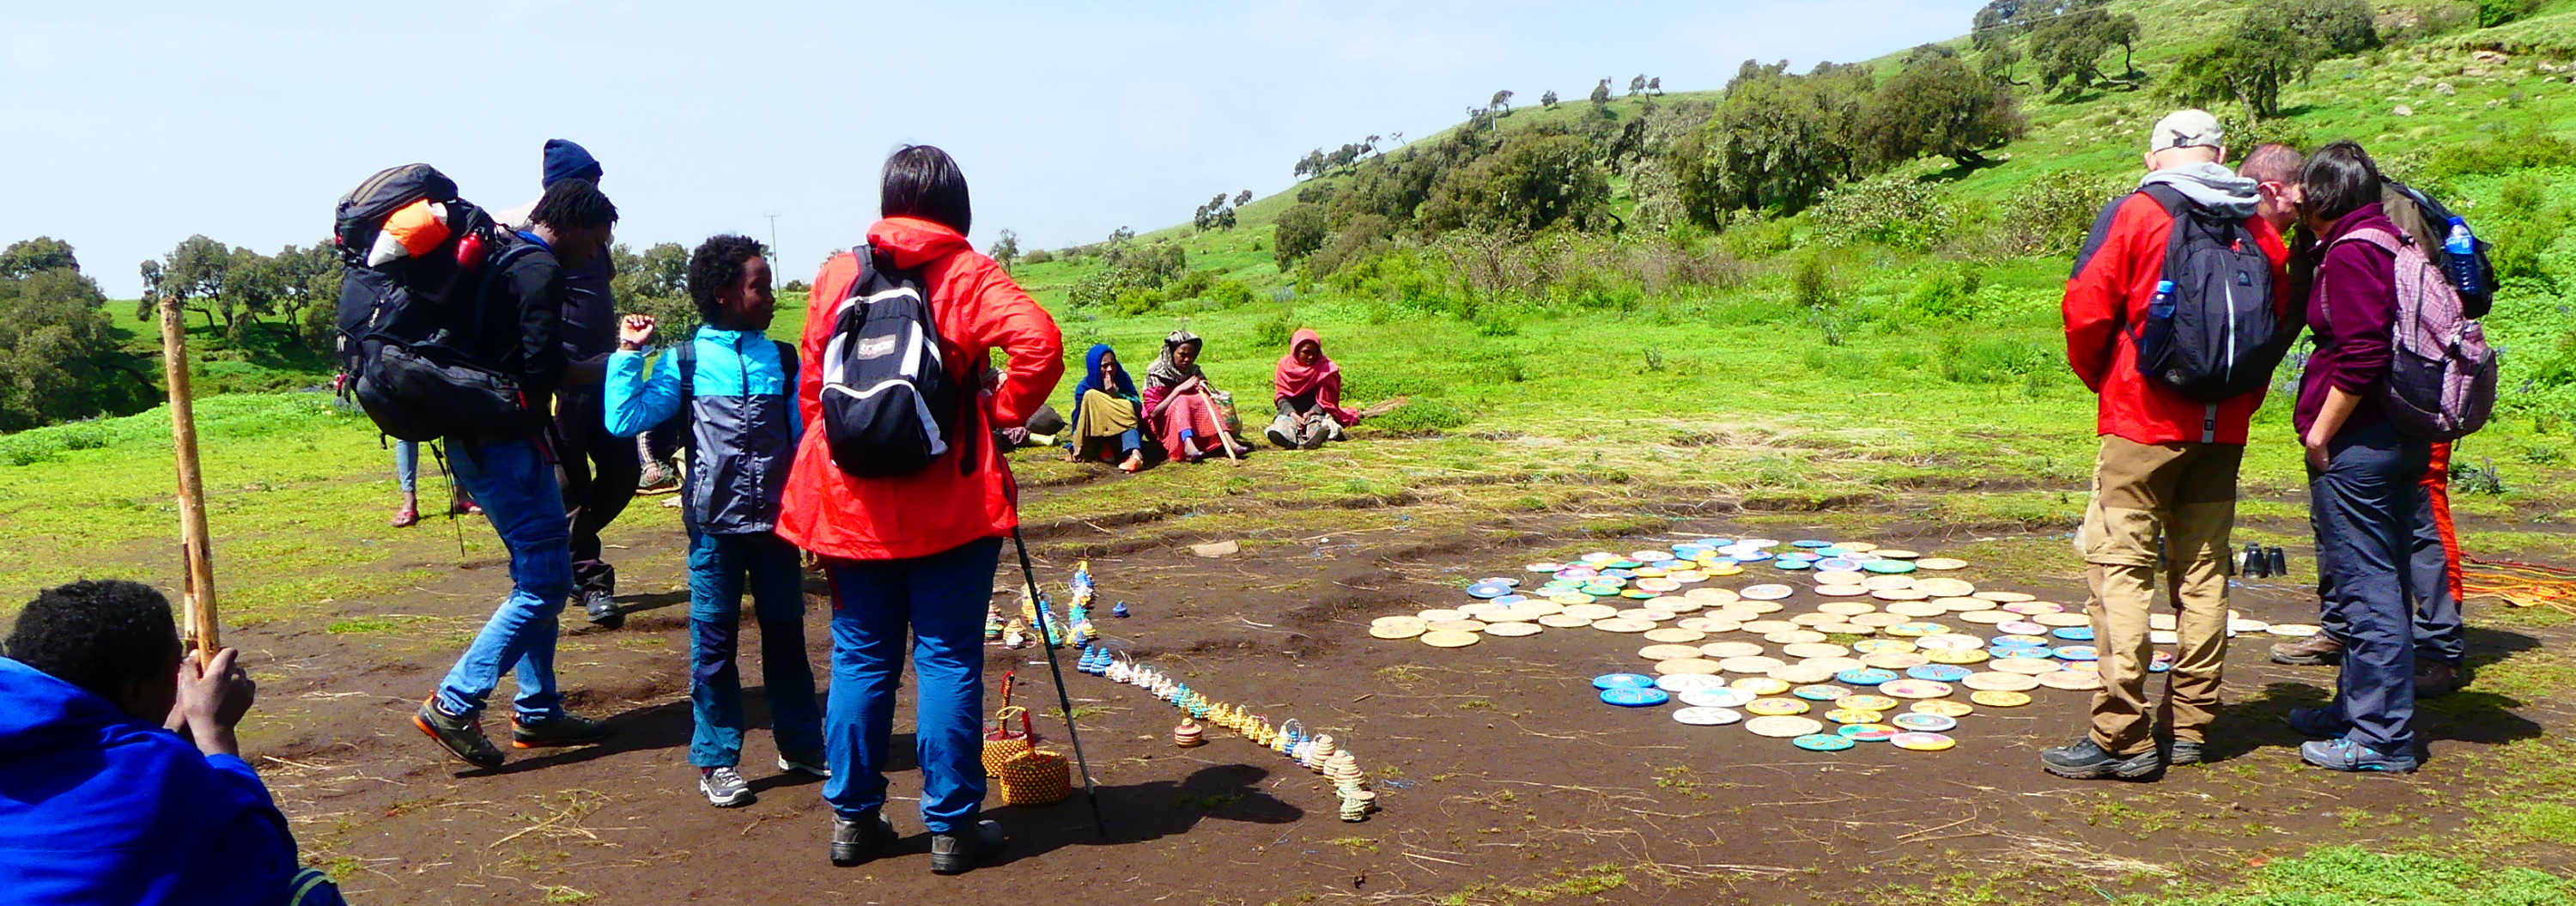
[395,441,419,495]
[2307,421,2432,755]
[820,537,999,832]
[435,437,575,722]
[689,529,823,767]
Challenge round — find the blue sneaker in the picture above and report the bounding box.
[2285,706,2349,738]
[2300,738,2418,774]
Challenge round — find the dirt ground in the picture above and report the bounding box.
[226,473,2576,905]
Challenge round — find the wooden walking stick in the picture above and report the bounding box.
[1195,392,1242,461]
[158,295,220,665]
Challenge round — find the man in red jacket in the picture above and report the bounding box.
[2046,112,2298,780]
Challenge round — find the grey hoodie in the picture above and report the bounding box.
[2137,161,2259,219]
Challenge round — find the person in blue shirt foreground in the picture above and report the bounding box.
[603,234,826,808]
[0,579,347,905]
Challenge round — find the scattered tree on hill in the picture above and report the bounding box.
[0,253,151,432]
[1627,75,1647,96]
[2289,0,2380,54]
[1540,89,1559,109]
[1234,190,1253,207]
[1194,192,1244,231]
[2028,0,2142,94]
[0,238,78,278]
[143,236,257,339]
[1590,78,1613,112]
[1416,129,1613,234]
[2165,5,2326,119]
[1490,89,1514,114]
[1294,148,1328,179]
[1863,45,2029,169]
[990,229,1019,271]
[611,242,694,337]
[1273,204,1327,269]
[1674,60,1872,218]
[1971,1,2035,84]
[1646,77,1663,95]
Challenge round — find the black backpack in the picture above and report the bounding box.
[817,245,975,476]
[2098,184,2289,403]
[331,164,545,441]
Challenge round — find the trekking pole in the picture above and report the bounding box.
[157,294,220,666]
[1009,527,1108,838]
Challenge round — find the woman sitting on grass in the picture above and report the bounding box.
[1268,327,1392,449]
[1067,343,1148,472]
[1140,330,1245,462]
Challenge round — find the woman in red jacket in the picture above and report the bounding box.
[2284,141,2429,775]
[775,146,1064,873]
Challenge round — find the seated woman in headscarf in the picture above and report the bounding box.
[1067,344,1148,472]
[1267,328,1366,449]
[1140,330,1246,462]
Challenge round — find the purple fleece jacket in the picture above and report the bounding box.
[2296,203,2400,439]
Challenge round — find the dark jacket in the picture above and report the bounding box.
[604,325,799,534]
[0,658,299,905]
[489,232,570,402]
[557,252,621,370]
[2299,203,2402,438]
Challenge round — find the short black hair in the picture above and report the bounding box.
[5,580,180,700]
[687,234,769,319]
[881,144,971,235]
[2301,140,2384,225]
[530,178,619,231]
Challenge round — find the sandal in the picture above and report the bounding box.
[1118,452,1145,473]
[391,507,420,528]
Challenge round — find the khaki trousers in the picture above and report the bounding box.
[2076,435,2242,755]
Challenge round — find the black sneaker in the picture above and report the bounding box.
[929,820,1005,875]
[829,808,898,867]
[2164,738,2205,766]
[2041,738,2162,780]
[2286,706,2350,739]
[582,590,623,629]
[412,700,503,769]
[511,713,609,749]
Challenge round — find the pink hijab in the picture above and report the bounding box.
[1273,327,1358,424]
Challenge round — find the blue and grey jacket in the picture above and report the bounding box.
[605,325,799,534]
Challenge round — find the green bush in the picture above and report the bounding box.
[1900,265,1984,322]
[1202,280,1255,308]
[2002,170,2125,257]
[1252,310,1293,349]
[1370,398,1471,435]
[1809,174,1957,251]
[1936,333,2055,383]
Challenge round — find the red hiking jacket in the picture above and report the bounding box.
[775,217,1065,561]
[2062,193,2291,446]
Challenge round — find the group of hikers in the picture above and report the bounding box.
[2050,109,2482,781]
[0,108,2504,903]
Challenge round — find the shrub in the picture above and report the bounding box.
[1020,249,1054,265]
[2002,170,2126,257]
[1936,333,2056,383]
[1252,310,1293,349]
[1202,280,1255,308]
[1370,398,1471,436]
[1900,265,1984,322]
[1273,204,1328,268]
[1809,175,1957,251]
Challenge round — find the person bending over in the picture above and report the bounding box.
[0,580,346,905]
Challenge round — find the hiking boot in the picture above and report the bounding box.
[2285,706,2350,739]
[412,700,503,769]
[2164,738,2206,767]
[778,749,831,779]
[928,819,1005,875]
[2300,737,2419,774]
[2270,634,2344,666]
[511,713,609,749]
[829,808,898,867]
[2041,738,2162,780]
[581,589,623,629]
[2415,660,2465,698]
[700,767,754,807]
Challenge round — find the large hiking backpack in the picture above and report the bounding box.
[2126,184,2289,402]
[817,245,975,477]
[331,164,544,441]
[2384,178,2497,319]
[2324,228,2498,441]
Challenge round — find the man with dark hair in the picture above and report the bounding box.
[2050,110,2294,780]
[414,177,620,769]
[604,234,823,808]
[501,139,642,629]
[0,580,343,904]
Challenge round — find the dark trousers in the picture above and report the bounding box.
[2411,441,2465,666]
[687,530,823,768]
[2307,421,2432,755]
[553,387,641,595]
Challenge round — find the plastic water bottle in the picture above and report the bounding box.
[2444,217,2486,296]
[2148,280,2176,319]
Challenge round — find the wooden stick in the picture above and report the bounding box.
[158,295,219,664]
[1196,392,1241,461]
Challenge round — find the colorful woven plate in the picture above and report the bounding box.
[2036,670,2105,690]
[1600,687,1670,707]
[1823,708,1884,725]
[1836,667,1899,686]
[1838,723,1900,742]
[1793,684,1854,701]
[1369,617,1427,639]
[1836,694,1900,712]
[1673,706,1743,726]
[1745,715,1826,738]
[1729,677,1792,696]
[1911,699,1974,718]
[1972,591,2035,603]
[1969,690,2032,708]
[1746,697,1811,716]
[1594,673,1657,690]
[1862,560,1917,575]
[1740,584,1795,600]
[1878,679,1953,699]
[1793,733,1857,751]
[1679,688,1756,708]
[1891,712,1958,733]
[1962,671,2040,691]
[1907,664,1974,683]
[1656,672,1730,693]
[1990,658,2063,676]
[1889,732,1955,751]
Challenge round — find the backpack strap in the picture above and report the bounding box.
[670,339,698,453]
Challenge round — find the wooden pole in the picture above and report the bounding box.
[158,295,219,664]
[1196,393,1241,461]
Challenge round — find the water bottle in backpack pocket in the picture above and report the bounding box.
[2325,228,2498,441]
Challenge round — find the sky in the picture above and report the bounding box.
[1,1,1988,298]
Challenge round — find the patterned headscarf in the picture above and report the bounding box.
[1145,329,1204,389]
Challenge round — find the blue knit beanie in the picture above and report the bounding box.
[542,139,604,187]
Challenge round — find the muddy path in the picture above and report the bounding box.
[219,471,2576,905]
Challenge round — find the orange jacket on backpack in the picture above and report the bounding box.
[775,217,1064,561]
[2063,192,2292,446]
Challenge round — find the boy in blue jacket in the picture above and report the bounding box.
[604,234,823,808]
[0,580,344,905]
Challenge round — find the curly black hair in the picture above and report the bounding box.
[881,144,971,236]
[5,579,179,699]
[687,234,769,321]
[529,178,619,230]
